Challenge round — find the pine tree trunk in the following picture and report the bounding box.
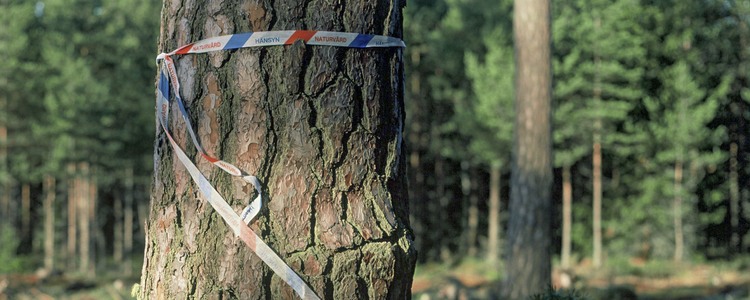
[78,162,90,274]
[406,46,425,260]
[503,0,552,297]
[21,183,30,245]
[592,137,602,268]
[673,160,684,262]
[113,193,123,263]
[89,171,98,275]
[730,142,740,253]
[461,162,478,257]
[561,165,572,269]
[44,175,56,271]
[0,124,7,223]
[487,162,501,266]
[592,13,604,270]
[140,1,415,299]
[67,163,77,269]
[435,158,451,261]
[124,165,134,275]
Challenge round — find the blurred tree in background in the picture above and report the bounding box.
[0,0,158,276]
[404,0,750,279]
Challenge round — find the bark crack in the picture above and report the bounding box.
[331,77,363,171]
[258,49,277,184]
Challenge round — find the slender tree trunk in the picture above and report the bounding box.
[140,1,415,298]
[78,162,90,274]
[592,138,602,268]
[673,160,684,262]
[462,162,479,257]
[0,124,7,223]
[124,165,134,275]
[407,47,425,259]
[436,158,452,261]
[21,183,30,244]
[89,170,98,275]
[730,142,740,253]
[67,163,77,268]
[44,175,56,271]
[113,192,123,263]
[503,0,552,297]
[561,165,572,269]
[487,162,501,266]
[592,13,604,269]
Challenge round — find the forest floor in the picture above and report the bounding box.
[0,270,138,300]
[2,259,749,299]
[412,258,750,300]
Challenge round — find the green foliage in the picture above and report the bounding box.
[0,223,31,274]
[463,29,514,167]
[553,0,646,154]
[1,0,158,184]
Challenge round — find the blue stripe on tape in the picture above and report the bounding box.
[225,33,253,50]
[349,34,374,48]
[158,72,170,99]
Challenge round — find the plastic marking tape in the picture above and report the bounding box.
[155,30,404,299]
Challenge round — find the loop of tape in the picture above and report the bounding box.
[156,30,405,299]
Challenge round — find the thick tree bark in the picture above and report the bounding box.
[502,0,552,298]
[140,1,415,299]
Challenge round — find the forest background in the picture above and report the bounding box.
[1,0,750,298]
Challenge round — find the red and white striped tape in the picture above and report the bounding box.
[155,30,404,300]
[157,30,405,60]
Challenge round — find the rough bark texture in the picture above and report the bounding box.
[502,0,552,298]
[140,0,415,299]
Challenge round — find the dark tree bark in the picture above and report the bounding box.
[502,0,552,298]
[140,0,415,299]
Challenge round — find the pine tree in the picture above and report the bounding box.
[502,0,552,297]
[464,28,514,265]
[140,0,416,298]
[553,0,646,268]
[644,61,726,261]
